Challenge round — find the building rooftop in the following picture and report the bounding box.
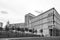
[25,13,35,17]
[30,8,60,21]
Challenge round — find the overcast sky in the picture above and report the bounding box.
[0,0,60,24]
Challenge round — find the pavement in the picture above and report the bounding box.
[0,36,60,40]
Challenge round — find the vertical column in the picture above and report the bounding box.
[53,11,54,24]
[52,28,56,36]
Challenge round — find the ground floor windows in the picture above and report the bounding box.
[49,29,52,36]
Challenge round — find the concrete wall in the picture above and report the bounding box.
[28,8,55,36]
[52,9,60,36]
[8,23,26,28]
[25,13,35,28]
[28,8,60,36]
[30,8,54,23]
[54,10,60,29]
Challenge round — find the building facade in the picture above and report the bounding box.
[28,8,60,37]
[25,13,35,28]
[8,23,26,28]
[6,8,60,37]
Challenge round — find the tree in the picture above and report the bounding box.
[20,28,25,32]
[16,27,20,31]
[29,29,32,32]
[5,25,9,31]
[34,30,37,33]
[40,29,43,33]
[12,26,15,30]
[0,27,3,31]
[25,28,28,31]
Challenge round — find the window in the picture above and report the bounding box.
[49,29,52,36]
[48,13,53,17]
[48,25,52,29]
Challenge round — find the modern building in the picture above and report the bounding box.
[25,13,35,27]
[28,8,60,37]
[8,13,35,29]
[6,8,60,37]
[8,23,26,28]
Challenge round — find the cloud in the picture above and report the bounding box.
[0,0,60,24]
